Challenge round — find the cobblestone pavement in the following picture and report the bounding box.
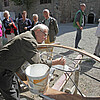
[1,23,100,100]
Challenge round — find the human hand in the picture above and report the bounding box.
[24,27,27,30]
[80,27,83,30]
[52,57,66,66]
[9,22,14,26]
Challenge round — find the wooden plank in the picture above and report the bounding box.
[52,54,83,91]
[37,44,100,62]
[52,73,69,91]
[38,42,60,50]
[44,88,84,100]
[44,88,100,100]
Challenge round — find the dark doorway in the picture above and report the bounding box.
[88,13,94,24]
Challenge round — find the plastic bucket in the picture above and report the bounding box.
[25,64,50,95]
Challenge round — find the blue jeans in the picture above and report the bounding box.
[75,28,82,48]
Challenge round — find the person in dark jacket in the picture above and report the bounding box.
[0,24,66,100]
[3,10,18,42]
[32,14,41,28]
[18,11,32,34]
[73,3,86,48]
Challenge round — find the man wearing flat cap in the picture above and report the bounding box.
[73,3,86,49]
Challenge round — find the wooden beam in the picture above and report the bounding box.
[44,88,100,100]
[37,44,100,62]
[52,54,83,91]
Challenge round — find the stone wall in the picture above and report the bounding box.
[1,0,27,19]
[27,0,55,21]
[0,0,100,23]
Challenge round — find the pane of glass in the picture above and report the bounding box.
[48,0,51,3]
[40,0,43,4]
[4,0,9,7]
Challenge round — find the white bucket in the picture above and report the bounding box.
[25,64,50,95]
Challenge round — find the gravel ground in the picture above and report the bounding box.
[1,23,100,100]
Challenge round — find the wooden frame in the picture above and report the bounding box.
[52,54,83,92]
[17,44,100,99]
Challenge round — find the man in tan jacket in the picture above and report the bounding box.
[42,9,59,58]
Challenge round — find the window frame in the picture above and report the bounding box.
[4,0,9,7]
[40,0,51,4]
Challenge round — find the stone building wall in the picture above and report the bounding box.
[84,0,100,23]
[71,0,100,23]
[27,0,55,21]
[1,0,27,19]
[0,0,3,11]
[0,0,100,23]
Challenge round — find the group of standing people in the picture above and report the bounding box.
[0,9,61,100]
[0,9,59,50]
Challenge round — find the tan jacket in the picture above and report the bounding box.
[42,17,59,42]
[0,31,52,73]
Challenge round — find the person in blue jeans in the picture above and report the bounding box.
[73,3,86,48]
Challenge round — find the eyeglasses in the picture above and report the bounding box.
[40,30,48,38]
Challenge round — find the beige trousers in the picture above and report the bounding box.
[45,35,54,60]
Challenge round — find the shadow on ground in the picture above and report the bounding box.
[80,59,100,83]
[80,59,96,74]
[60,50,74,56]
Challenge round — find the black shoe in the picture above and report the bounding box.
[96,55,100,58]
[94,53,100,58]
[75,46,78,48]
[94,53,96,56]
[77,46,83,49]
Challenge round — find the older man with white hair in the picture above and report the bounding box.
[0,24,65,100]
[42,9,59,44]
[32,14,41,28]
[42,9,59,59]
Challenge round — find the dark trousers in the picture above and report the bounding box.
[0,70,20,100]
[75,28,82,48]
